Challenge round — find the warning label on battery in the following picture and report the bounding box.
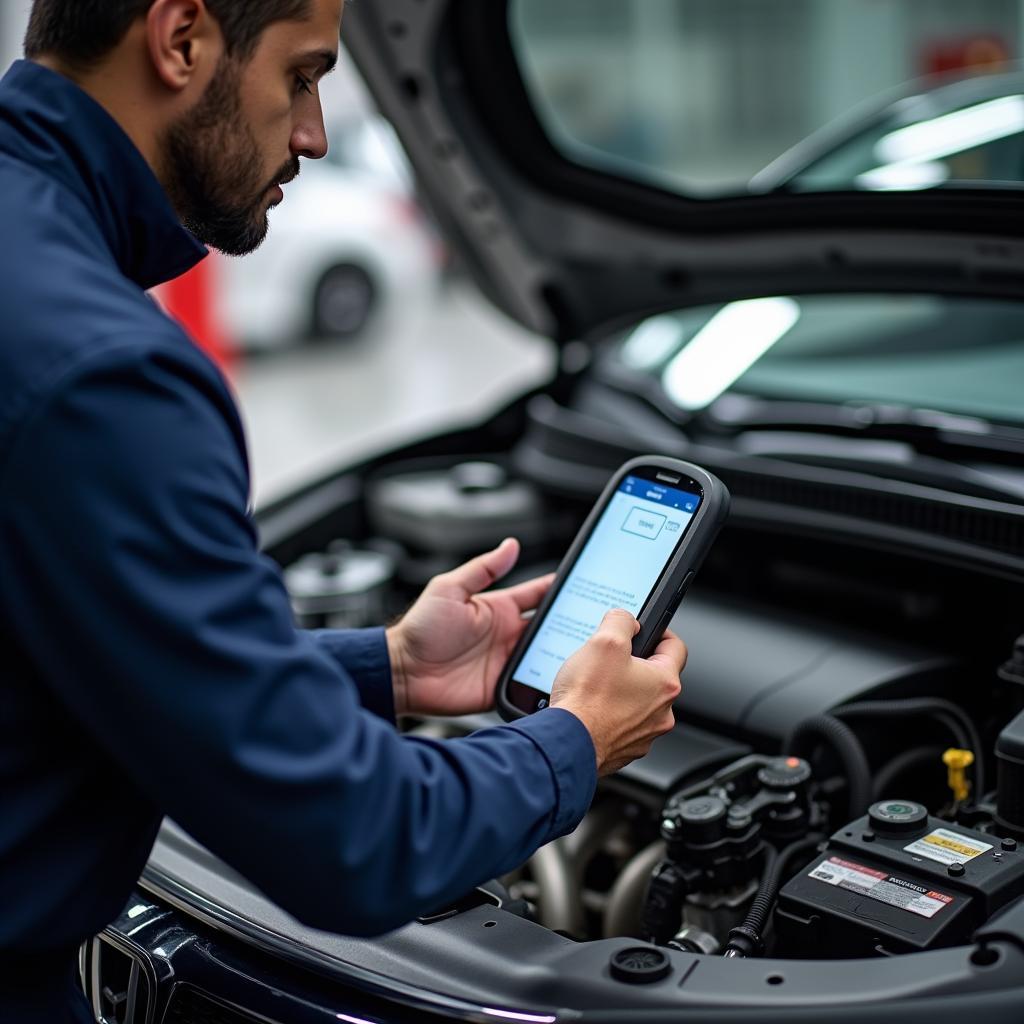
[808,856,954,919]
[903,828,992,866]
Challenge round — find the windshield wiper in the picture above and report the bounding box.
[699,395,1024,503]
[706,394,1024,461]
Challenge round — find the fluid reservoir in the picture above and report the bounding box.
[285,543,396,629]
[367,459,546,555]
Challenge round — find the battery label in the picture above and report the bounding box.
[903,828,992,866]
[808,856,954,919]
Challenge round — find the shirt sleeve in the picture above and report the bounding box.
[311,628,396,724]
[0,341,596,936]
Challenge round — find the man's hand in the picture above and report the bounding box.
[387,538,553,717]
[551,609,686,776]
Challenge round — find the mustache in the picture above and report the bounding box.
[268,157,301,192]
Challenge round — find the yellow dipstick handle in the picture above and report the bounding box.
[943,748,975,803]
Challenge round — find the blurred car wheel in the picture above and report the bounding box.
[312,263,376,340]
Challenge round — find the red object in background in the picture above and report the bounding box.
[922,35,1011,78]
[153,254,236,375]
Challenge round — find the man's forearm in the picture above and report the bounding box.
[311,626,397,722]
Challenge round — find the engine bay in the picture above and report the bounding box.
[269,437,1024,971]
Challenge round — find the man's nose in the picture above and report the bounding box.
[292,105,329,161]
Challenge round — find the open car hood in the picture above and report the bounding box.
[341,0,1024,344]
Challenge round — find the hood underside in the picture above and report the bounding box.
[341,0,1024,344]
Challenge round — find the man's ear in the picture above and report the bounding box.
[145,0,222,92]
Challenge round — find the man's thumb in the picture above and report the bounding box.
[597,608,640,643]
[434,537,520,598]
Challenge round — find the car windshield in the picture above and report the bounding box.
[769,73,1024,193]
[612,294,1024,426]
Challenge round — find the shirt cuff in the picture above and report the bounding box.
[311,627,395,725]
[505,707,597,839]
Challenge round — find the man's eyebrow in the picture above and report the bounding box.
[299,49,339,76]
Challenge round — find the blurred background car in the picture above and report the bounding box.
[217,114,444,350]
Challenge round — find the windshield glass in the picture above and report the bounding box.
[612,295,1024,425]
[510,0,1024,197]
[774,76,1024,192]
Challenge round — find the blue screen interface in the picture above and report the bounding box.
[513,476,701,696]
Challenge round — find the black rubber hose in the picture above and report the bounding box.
[832,699,985,800]
[783,714,873,820]
[832,699,970,749]
[728,844,777,956]
[873,746,946,800]
[724,836,823,958]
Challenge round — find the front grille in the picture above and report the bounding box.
[164,986,271,1024]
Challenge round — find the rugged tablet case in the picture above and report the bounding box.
[496,455,731,721]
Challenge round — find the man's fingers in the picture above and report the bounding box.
[502,573,556,612]
[431,538,520,599]
[647,629,688,675]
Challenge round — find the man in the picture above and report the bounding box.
[0,2,686,1020]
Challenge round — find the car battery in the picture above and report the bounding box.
[776,800,1024,957]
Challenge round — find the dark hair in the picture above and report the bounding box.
[25,0,314,66]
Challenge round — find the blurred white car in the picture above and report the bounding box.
[219,118,443,349]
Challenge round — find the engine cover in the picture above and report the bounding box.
[669,591,958,740]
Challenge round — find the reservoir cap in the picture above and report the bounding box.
[610,946,672,984]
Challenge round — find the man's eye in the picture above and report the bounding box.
[295,73,314,96]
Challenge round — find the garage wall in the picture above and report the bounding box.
[0,1,30,72]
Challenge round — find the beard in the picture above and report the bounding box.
[163,59,299,256]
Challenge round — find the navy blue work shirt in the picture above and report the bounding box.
[0,60,596,1023]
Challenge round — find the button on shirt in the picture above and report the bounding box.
[0,60,596,1023]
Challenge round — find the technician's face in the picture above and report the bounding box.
[164,0,342,255]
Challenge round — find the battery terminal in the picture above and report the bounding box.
[943,748,975,803]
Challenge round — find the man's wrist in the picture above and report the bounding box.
[549,701,603,772]
[386,625,409,717]
[505,708,599,837]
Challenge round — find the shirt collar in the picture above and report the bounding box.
[0,60,207,290]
